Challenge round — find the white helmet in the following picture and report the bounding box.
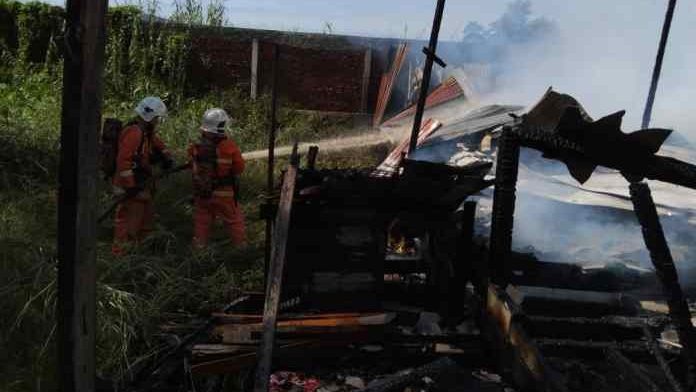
[135,96,167,122]
[200,108,230,134]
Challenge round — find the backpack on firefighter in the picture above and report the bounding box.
[100,118,125,180]
[192,139,240,204]
[100,118,148,182]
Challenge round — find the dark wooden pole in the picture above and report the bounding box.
[642,0,678,129]
[630,182,696,389]
[488,127,520,286]
[57,0,108,391]
[264,44,280,287]
[408,0,446,154]
[306,145,319,170]
[254,144,300,392]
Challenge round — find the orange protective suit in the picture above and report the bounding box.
[188,135,246,247]
[112,123,171,255]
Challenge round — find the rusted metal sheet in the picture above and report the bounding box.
[373,43,408,127]
[382,76,465,126]
[373,118,442,177]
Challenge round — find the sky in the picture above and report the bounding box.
[36,0,696,134]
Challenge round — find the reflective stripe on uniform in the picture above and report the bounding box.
[217,158,235,164]
[119,169,134,177]
[212,190,235,197]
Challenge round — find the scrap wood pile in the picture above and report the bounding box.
[187,293,522,392]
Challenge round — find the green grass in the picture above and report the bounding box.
[0,64,386,391]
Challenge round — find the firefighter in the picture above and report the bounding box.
[112,96,174,255]
[188,108,246,248]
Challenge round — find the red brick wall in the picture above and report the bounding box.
[188,33,368,113]
[259,43,365,113]
[188,35,252,92]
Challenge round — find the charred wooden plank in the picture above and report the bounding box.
[536,338,655,363]
[254,144,299,392]
[264,44,281,289]
[306,145,319,170]
[508,286,639,318]
[525,315,662,341]
[630,182,696,388]
[193,340,320,375]
[485,286,569,392]
[643,325,684,392]
[362,357,459,392]
[606,348,661,392]
[489,127,521,285]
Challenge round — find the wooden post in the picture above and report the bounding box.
[361,48,372,113]
[264,44,280,287]
[642,0,678,129]
[57,0,108,391]
[489,127,520,286]
[254,144,300,392]
[306,145,319,170]
[630,182,696,388]
[408,0,447,154]
[250,38,260,100]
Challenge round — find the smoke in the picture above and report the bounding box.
[458,0,558,70]
[422,1,696,284]
[472,0,696,138]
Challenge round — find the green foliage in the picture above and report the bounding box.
[206,0,226,28]
[15,1,63,65]
[0,2,387,390]
[171,0,204,26]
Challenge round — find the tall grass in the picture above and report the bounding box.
[0,2,382,390]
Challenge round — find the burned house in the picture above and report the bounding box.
[153,88,696,392]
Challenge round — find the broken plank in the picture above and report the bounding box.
[216,323,372,344]
[508,285,639,317]
[536,338,657,363]
[213,312,392,324]
[254,144,300,392]
[193,340,319,375]
[362,357,459,392]
[606,348,661,392]
[525,315,662,341]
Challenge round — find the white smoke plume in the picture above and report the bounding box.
[436,1,696,281]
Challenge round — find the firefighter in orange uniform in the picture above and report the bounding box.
[188,108,246,248]
[112,96,174,255]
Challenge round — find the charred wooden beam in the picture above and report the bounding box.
[408,0,447,153]
[642,0,678,129]
[361,357,459,392]
[508,286,640,318]
[254,144,299,392]
[306,145,319,170]
[630,181,696,389]
[643,325,685,392]
[525,315,657,341]
[485,286,569,392]
[489,127,520,286]
[57,1,108,391]
[264,44,281,289]
[606,348,661,392]
[536,338,660,363]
